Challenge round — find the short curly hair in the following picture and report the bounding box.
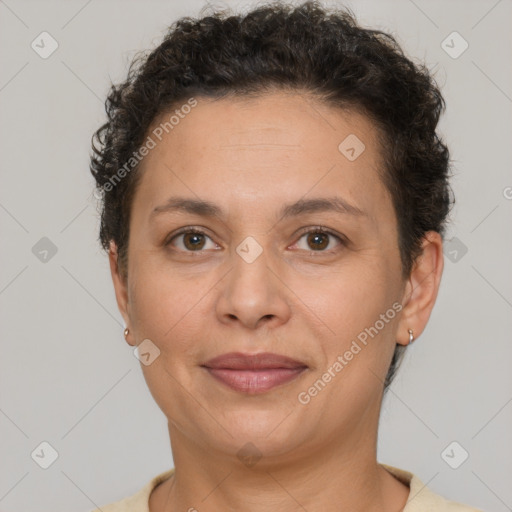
[90,0,453,390]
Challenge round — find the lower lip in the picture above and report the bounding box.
[204,367,307,394]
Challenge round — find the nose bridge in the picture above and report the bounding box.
[230,234,273,303]
[216,234,290,328]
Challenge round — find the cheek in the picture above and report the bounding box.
[127,259,177,341]
[128,261,210,416]
[128,255,217,357]
[294,261,392,336]
[293,256,401,392]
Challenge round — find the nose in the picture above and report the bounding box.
[215,242,292,330]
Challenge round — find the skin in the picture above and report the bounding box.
[109,90,444,512]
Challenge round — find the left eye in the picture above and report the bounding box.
[293,229,343,252]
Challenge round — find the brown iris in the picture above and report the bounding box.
[307,232,329,250]
[183,233,206,251]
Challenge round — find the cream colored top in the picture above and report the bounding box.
[91,464,483,511]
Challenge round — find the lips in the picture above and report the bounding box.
[201,352,308,394]
[203,352,307,370]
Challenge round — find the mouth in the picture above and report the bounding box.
[201,352,308,394]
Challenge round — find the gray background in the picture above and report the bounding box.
[1,0,511,510]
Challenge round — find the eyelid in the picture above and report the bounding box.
[294,225,345,240]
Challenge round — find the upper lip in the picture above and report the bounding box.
[202,352,307,370]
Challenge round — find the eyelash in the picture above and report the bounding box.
[165,226,346,255]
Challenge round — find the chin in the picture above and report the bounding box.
[216,412,308,454]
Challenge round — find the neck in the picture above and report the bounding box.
[150,406,410,512]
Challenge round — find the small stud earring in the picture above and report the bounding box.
[124,328,129,338]
[408,328,414,344]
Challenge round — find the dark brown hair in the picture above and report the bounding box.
[90,0,453,389]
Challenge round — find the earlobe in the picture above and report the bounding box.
[108,240,132,344]
[397,231,444,346]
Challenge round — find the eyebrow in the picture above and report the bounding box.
[151,196,367,221]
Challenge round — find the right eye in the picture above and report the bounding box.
[166,228,220,252]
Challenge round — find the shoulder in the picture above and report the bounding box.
[88,468,175,512]
[381,464,484,512]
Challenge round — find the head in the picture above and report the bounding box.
[91,1,451,460]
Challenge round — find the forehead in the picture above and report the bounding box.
[133,91,393,229]
[148,92,380,168]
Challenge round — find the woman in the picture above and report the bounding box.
[89,1,481,510]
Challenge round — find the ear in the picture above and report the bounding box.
[108,240,134,346]
[397,231,444,346]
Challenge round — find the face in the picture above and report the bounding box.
[110,91,428,462]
